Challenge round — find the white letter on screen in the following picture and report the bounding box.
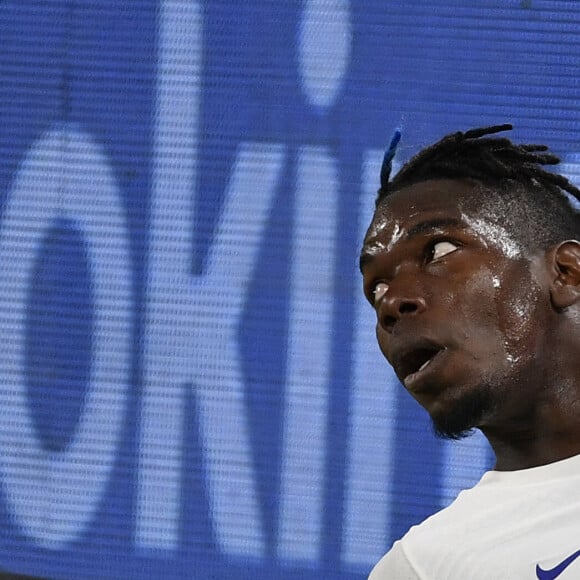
[141,138,285,554]
[277,147,337,562]
[0,126,133,548]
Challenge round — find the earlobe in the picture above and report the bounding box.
[550,240,580,310]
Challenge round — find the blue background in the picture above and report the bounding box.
[0,1,579,578]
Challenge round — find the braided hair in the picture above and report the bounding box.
[376,124,580,249]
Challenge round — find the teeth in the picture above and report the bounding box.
[402,349,444,387]
[404,356,434,385]
[418,358,432,373]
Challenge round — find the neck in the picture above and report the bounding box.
[482,388,580,471]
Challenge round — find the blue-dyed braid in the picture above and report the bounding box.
[379,129,402,193]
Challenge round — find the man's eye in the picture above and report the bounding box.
[430,240,458,261]
[372,281,389,305]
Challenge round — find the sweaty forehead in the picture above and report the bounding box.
[362,178,526,263]
[367,178,477,239]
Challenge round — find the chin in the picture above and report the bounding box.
[432,420,476,441]
[428,384,495,440]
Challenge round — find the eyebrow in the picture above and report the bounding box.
[406,217,465,239]
[359,217,465,273]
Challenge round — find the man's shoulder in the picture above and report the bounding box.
[368,540,420,580]
[368,481,491,579]
[370,460,580,579]
[367,492,476,579]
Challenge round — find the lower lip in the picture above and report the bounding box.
[403,349,447,391]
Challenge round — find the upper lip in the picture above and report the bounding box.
[389,337,446,382]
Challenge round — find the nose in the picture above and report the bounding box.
[377,285,427,333]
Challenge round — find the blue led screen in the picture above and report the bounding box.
[1,1,580,578]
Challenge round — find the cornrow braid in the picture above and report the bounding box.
[377,124,580,210]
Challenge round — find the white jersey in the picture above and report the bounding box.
[369,453,580,580]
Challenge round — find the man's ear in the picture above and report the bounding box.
[550,240,580,310]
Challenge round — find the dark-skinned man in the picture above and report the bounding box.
[360,125,580,580]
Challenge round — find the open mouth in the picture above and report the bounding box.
[398,346,445,388]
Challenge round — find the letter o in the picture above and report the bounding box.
[0,125,133,548]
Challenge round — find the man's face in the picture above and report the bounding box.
[360,178,551,438]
